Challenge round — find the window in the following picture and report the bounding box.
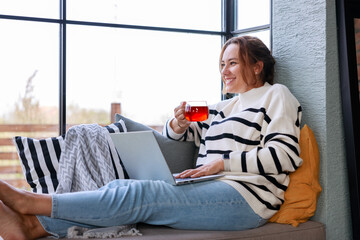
[235,0,271,48]
[0,18,59,189]
[66,25,221,125]
[0,0,271,189]
[67,0,221,31]
[0,0,58,18]
[0,19,59,126]
[65,0,223,128]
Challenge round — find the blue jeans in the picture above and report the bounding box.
[37,179,266,238]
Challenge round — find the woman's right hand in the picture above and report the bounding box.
[170,101,191,134]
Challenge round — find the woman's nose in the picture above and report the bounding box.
[222,65,229,75]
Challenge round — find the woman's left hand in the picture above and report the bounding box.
[176,158,224,178]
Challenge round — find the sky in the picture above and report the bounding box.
[0,0,270,125]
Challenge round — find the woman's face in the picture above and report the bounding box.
[221,43,263,93]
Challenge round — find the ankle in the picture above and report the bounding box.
[22,192,53,216]
[19,213,49,240]
[12,190,32,215]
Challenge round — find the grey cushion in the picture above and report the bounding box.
[40,221,325,240]
[132,221,326,240]
[115,114,197,173]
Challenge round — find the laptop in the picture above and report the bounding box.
[110,131,224,185]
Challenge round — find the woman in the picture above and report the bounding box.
[0,36,302,239]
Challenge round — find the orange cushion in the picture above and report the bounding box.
[268,124,322,227]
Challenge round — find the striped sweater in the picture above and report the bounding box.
[163,83,303,219]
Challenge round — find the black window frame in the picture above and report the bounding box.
[337,0,360,239]
[0,0,271,135]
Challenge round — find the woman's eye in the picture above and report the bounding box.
[230,61,237,65]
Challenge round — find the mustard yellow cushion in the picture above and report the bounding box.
[268,124,321,227]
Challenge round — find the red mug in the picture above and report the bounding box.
[184,101,209,122]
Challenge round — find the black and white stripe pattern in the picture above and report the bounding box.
[163,83,303,219]
[13,121,127,194]
[14,136,63,193]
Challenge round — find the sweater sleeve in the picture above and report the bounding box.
[162,118,203,147]
[227,88,303,175]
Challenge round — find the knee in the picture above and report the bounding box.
[101,180,126,189]
[121,180,170,203]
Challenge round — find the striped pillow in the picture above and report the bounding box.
[13,121,127,194]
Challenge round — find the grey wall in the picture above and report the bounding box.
[272,0,352,239]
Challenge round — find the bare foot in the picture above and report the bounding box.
[0,201,48,240]
[0,180,52,216]
[0,180,27,212]
[0,180,33,214]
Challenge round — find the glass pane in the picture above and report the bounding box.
[67,25,222,127]
[235,30,271,49]
[67,0,221,31]
[237,0,270,30]
[0,0,59,19]
[0,19,59,189]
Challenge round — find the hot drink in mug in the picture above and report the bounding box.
[184,101,209,122]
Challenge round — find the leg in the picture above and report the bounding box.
[36,216,103,238]
[0,180,52,216]
[47,179,264,232]
[1,179,264,238]
[0,201,49,240]
[138,180,267,230]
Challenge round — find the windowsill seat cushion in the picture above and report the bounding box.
[38,220,325,240]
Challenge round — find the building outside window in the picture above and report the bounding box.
[0,0,271,189]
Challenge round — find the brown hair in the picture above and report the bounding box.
[219,36,275,88]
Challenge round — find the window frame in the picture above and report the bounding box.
[337,0,360,239]
[233,0,272,46]
[0,0,271,135]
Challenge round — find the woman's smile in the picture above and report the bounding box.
[224,77,235,86]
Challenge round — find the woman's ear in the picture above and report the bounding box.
[253,61,264,74]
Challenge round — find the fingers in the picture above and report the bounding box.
[175,159,224,178]
[175,169,193,178]
[174,102,190,129]
[173,101,186,113]
[173,102,186,119]
[176,167,207,178]
[189,170,207,178]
